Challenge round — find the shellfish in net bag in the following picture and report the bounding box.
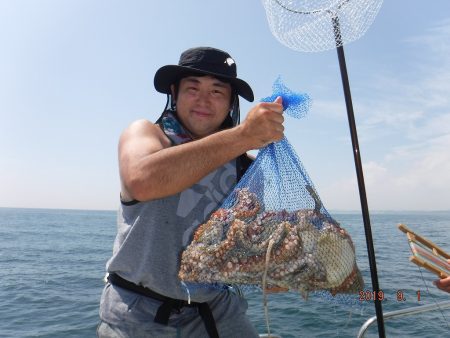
[178,78,364,299]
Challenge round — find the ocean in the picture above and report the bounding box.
[1,207,449,338]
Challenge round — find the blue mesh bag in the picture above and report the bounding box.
[179,77,364,300]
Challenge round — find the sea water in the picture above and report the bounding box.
[0,208,449,337]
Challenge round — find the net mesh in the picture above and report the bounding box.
[179,78,364,303]
[261,0,383,52]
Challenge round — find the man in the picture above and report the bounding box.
[98,47,284,337]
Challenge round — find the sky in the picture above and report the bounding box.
[1,0,450,211]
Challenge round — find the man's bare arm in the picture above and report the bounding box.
[120,98,284,202]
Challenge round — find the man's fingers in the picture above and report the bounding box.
[274,96,283,105]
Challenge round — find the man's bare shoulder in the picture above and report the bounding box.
[118,119,171,202]
[122,119,160,137]
[120,119,170,149]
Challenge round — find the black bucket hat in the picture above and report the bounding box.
[154,47,254,102]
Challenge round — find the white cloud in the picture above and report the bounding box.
[323,141,450,210]
[322,19,450,210]
[369,141,450,210]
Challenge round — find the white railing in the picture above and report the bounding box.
[357,300,450,338]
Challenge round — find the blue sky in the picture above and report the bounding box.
[1,0,450,211]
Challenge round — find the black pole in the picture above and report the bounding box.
[331,15,386,338]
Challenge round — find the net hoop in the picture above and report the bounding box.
[262,0,383,52]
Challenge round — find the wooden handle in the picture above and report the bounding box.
[398,224,450,259]
[410,256,449,278]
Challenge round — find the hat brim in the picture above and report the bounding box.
[154,65,254,102]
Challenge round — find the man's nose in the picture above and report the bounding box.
[196,90,211,105]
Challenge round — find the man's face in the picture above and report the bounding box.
[173,75,233,139]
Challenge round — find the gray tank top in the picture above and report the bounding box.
[106,117,238,302]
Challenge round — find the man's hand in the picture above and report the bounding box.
[433,259,450,293]
[239,96,284,149]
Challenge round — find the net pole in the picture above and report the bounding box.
[331,14,386,338]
